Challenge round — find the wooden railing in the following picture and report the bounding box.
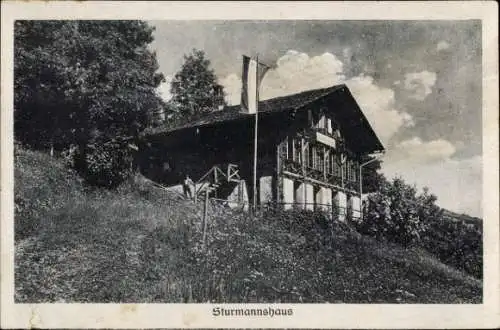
[194,163,241,201]
[282,158,359,192]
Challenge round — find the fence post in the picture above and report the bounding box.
[202,190,209,249]
[194,184,197,204]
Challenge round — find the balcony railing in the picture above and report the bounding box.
[282,159,359,192]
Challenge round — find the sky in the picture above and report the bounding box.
[149,20,482,217]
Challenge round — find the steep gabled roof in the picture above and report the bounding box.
[145,84,384,153]
[149,85,343,134]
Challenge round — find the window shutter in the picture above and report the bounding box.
[319,115,325,130]
[327,118,333,134]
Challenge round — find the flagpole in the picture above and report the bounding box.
[253,54,259,213]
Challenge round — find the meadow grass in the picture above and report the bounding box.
[14,148,482,303]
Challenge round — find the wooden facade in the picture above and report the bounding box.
[140,84,384,219]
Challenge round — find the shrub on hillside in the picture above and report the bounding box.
[355,177,482,278]
[73,140,135,188]
[14,146,84,239]
[422,216,482,278]
[355,178,438,246]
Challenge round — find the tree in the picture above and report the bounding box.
[14,20,165,187]
[356,177,442,246]
[170,49,225,119]
[14,21,78,152]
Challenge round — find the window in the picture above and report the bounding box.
[352,160,358,181]
[306,144,312,168]
[346,159,358,182]
[332,121,341,139]
[342,158,347,179]
[348,161,353,181]
[310,145,315,169]
[325,151,330,174]
[293,138,302,163]
[332,153,341,177]
[286,136,293,160]
[279,139,288,160]
[315,147,324,171]
[327,118,333,135]
[317,114,325,130]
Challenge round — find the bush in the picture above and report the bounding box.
[354,177,482,278]
[14,145,84,239]
[73,140,135,188]
[356,178,435,246]
[422,216,482,278]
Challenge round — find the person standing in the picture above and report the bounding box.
[183,174,194,199]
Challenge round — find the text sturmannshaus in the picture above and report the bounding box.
[212,306,293,317]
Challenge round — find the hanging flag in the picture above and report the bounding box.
[240,55,270,114]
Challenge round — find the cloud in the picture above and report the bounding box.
[403,70,437,100]
[436,40,450,51]
[220,50,345,104]
[344,75,414,145]
[381,138,481,216]
[260,50,346,100]
[157,75,173,101]
[383,137,456,164]
[220,50,413,145]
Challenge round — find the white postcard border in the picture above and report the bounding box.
[1,1,498,328]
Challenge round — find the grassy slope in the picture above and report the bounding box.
[14,148,482,303]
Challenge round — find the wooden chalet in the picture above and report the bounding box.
[139,84,384,220]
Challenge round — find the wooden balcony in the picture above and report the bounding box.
[281,158,359,194]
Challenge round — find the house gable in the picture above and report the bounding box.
[144,84,384,156]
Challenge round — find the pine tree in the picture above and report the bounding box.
[170,49,225,119]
